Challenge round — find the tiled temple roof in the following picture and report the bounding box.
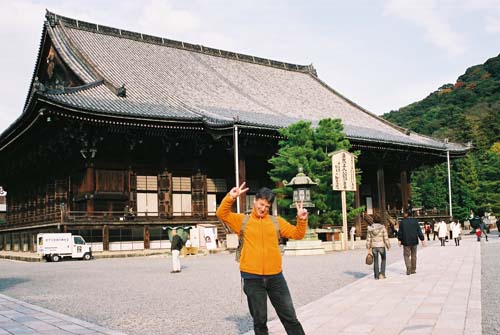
[13,11,470,154]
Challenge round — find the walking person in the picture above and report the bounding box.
[398,211,425,275]
[216,183,308,335]
[424,221,431,241]
[451,219,462,246]
[480,217,489,241]
[350,225,356,250]
[476,227,482,242]
[496,218,500,238]
[432,219,439,241]
[437,220,447,246]
[170,229,183,273]
[366,222,391,279]
[449,219,454,240]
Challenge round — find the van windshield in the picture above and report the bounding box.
[73,236,86,245]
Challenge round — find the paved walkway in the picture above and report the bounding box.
[0,294,126,335]
[1,235,482,335]
[262,234,482,335]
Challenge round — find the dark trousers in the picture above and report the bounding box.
[372,247,386,278]
[403,245,418,274]
[425,232,430,240]
[482,230,488,241]
[243,275,304,335]
[440,237,446,246]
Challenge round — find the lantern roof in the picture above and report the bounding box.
[283,167,318,187]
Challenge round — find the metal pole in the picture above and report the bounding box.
[234,125,240,213]
[341,190,348,250]
[447,150,453,218]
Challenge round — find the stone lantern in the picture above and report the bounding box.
[283,167,317,209]
[282,168,324,255]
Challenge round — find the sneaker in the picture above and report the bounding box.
[378,273,386,279]
[411,270,416,274]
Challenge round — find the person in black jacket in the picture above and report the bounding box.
[170,229,184,273]
[398,211,425,275]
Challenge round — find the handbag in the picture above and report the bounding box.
[365,252,374,265]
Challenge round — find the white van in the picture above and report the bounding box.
[37,233,92,262]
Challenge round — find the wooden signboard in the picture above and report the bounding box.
[329,150,357,250]
[331,150,356,191]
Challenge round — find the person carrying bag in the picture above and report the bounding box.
[366,222,391,279]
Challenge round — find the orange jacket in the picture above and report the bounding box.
[216,194,307,275]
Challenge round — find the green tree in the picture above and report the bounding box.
[451,155,479,220]
[268,119,363,227]
[383,53,500,217]
[476,150,500,215]
[411,165,448,211]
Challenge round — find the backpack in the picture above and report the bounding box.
[235,214,280,262]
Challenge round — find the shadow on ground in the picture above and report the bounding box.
[225,314,253,334]
[343,271,368,279]
[0,277,30,291]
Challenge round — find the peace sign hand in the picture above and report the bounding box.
[296,201,308,220]
[229,182,249,200]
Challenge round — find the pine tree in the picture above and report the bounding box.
[268,119,362,227]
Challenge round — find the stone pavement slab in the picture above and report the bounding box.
[248,235,481,335]
[0,294,126,335]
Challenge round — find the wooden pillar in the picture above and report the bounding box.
[238,157,246,213]
[85,166,95,215]
[354,185,361,237]
[400,169,408,213]
[144,226,150,249]
[377,165,387,226]
[103,225,109,251]
[29,234,35,253]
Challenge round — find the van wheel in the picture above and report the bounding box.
[83,253,91,261]
[51,254,61,262]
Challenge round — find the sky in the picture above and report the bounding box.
[0,0,499,135]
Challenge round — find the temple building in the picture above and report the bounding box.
[0,11,468,252]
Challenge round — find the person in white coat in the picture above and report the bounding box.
[451,219,462,246]
[437,220,448,247]
[350,226,356,250]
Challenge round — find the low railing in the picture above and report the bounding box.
[387,208,449,218]
[1,210,220,228]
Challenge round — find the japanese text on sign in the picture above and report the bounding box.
[331,150,356,191]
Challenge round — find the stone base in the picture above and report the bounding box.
[283,239,325,256]
[322,241,343,252]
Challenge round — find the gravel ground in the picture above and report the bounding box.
[0,245,402,335]
[481,229,500,335]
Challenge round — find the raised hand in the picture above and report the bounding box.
[229,182,249,199]
[296,200,308,220]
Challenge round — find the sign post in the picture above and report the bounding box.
[330,150,357,251]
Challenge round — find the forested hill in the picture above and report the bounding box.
[382,53,500,217]
[383,53,500,151]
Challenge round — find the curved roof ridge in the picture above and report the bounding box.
[46,15,125,97]
[44,80,105,95]
[45,10,317,76]
[305,73,468,151]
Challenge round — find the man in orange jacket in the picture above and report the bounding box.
[216,182,308,335]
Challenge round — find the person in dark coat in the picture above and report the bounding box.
[398,211,425,275]
[496,218,500,238]
[170,229,184,273]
